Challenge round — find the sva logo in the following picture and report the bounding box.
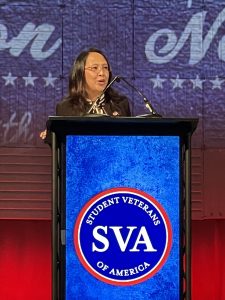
[74,187,172,286]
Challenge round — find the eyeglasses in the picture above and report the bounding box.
[85,64,109,73]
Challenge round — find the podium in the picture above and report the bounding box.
[48,116,198,300]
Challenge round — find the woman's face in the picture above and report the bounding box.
[84,52,110,101]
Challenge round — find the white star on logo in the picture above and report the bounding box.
[43,72,58,87]
[210,76,224,90]
[150,74,166,89]
[23,71,38,87]
[171,75,185,89]
[190,75,205,89]
[2,72,17,86]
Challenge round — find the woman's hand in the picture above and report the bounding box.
[39,130,47,140]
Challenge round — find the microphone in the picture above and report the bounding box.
[87,75,120,114]
[118,76,161,117]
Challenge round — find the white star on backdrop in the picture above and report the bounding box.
[2,72,17,86]
[171,75,185,89]
[22,71,38,87]
[43,72,58,87]
[210,76,224,90]
[1,72,225,92]
[190,75,205,89]
[150,74,166,89]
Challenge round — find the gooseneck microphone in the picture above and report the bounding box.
[118,76,161,117]
[87,76,120,114]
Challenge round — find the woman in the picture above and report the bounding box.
[40,48,131,140]
[56,47,131,116]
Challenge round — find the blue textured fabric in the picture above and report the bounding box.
[65,135,180,300]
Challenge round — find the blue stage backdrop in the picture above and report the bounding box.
[0,1,225,149]
[65,135,180,299]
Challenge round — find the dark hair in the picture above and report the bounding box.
[68,48,112,100]
[62,48,125,115]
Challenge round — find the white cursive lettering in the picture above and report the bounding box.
[0,22,61,60]
[0,112,34,144]
[145,8,225,65]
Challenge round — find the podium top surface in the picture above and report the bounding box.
[48,115,198,137]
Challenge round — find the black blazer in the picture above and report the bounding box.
[45,95,131,144]
[56,96,131,117]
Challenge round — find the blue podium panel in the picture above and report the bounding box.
[65,135,180,300]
